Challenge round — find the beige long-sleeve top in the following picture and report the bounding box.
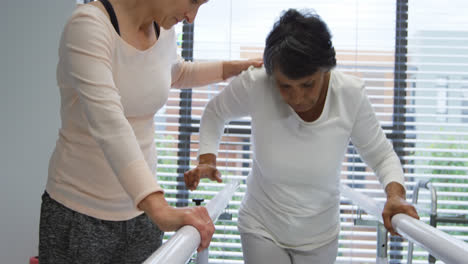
[46,4,222,221]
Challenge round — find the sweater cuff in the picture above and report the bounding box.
[382,177,406,191]
[198,143,220,158]
[117,159,164,209]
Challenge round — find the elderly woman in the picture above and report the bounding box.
[184,9,419,264]
[39,0,262,262]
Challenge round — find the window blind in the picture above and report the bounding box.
[401,1,468,263]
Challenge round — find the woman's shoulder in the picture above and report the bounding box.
[331,70,365,92]
[60,4,116,51]
[65,4,115,36]
[329,70,367,107]
[71,4,108,20]
[238,66,271,87]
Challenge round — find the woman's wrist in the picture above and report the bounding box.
[222,59,263,80]
[198,153,217,166]
[385,182,406,200]
[222,61,234,80]
[138,192,183,231]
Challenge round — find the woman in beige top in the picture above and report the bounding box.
[39,0,261,262]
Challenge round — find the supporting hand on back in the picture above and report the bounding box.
[222,58,263,80]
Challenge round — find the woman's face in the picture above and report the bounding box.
[159,0,208,29]
[273,67,328,113]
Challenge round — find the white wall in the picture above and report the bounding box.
[0,0,75,263]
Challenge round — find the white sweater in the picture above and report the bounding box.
[47,4,222,221]
[199,67,405,250]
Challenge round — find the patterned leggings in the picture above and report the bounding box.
[39,192,164,264]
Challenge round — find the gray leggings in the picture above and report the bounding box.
[241,232,338,264]
[39,192,164,264]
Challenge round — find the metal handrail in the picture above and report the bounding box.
[340,183,468,264]
[145,182,468,263]
[408,180,437,264]
[143,180,241,264]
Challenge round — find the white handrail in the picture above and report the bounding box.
[143,180,241,264]
[340,184,384,223]
[340,184,468,264]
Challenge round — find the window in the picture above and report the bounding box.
[404,0,468,262]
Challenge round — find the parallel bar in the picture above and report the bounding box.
[340,184,384,223]
[143,180,241,264]
[340,184,468,264]
[392,213,468,264]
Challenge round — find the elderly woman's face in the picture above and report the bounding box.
[160,0,208,29]
[273,68,328,114]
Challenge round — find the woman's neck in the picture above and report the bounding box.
[110,0,161,31]
[298,71,331,122]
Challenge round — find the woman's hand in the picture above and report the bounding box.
[184,153,221,191]
[382,182,420,235]
[222,58,263,80]
[184,164,222,191]
[138,192,215,252]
